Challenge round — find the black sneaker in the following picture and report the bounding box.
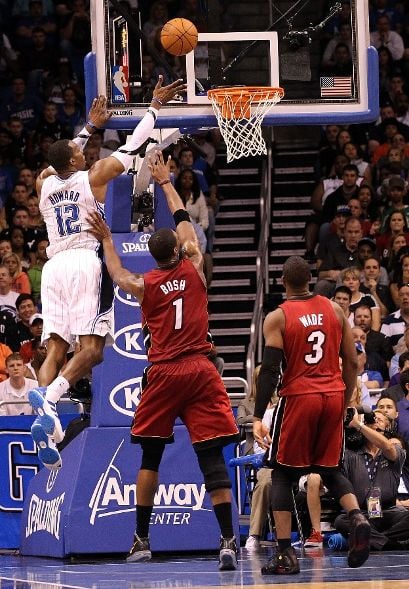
[261,546,300,575]
[219,536,237,570]
[348,513,370,568]
[126,534,152,563]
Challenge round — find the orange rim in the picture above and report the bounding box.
[207,86,284,105]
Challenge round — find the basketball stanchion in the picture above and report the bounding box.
[207,86,284,163]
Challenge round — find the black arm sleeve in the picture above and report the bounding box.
[254,346,283,419]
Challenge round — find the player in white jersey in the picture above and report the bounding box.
[29,76,186,469]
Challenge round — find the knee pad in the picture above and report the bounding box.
[140,441,165,472]
[270,468,294,512]
[196,446,231,493]
[320,470,355,501]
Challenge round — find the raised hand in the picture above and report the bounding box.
[151,76,187,107]
[87,95,112,129]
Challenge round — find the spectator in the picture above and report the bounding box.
[10,226,32,268]
[370,15,405,62]
[390,254,409,308]
[0,239,12,261]
[380,177,409,230]
[19,26,59,93]
[315,124,341,179]
[397,370,409,441]
[351,322,388,385]
[360,255,393,316]
[0,340,12,382]
[9,293,37,352]
[25,337,47,380]
[59,0,91,80]
[4,182,30,227]
[389,326,409,381]
[354,304,394,366]
[322,164,361,225]
[19,311,42,362]
[0,76,43,133]
[314,217,363,297]
[2,252,31,294]
[244,405,275,552]
[384,359,409,403]
[377,210,409,266]
[336,408,409,551]
[342,142,372,185]
[236,365,260,456]
[27,237,48,304]
[341,266,381,329]
[0,352,38,416]
[381,283,409,351]
[333,285,352,319]
[56,86,84,138]
[0,264,19,310]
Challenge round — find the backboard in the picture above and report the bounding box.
[88,0,378,130]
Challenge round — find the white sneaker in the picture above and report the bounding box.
[245,535,260,551]
[29,387,65,443]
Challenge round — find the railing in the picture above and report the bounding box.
[245,146,272,385]
[224,376,249,407]
[0,397,84,414]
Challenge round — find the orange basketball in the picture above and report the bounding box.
[160,18,198,56]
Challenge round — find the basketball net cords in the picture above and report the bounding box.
[209,91,282,163]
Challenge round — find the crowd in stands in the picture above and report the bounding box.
[0,0,224,415]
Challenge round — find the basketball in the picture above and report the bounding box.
[160,18,198,56]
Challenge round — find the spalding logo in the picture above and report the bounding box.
[114,285,139,307]
[113,323,147,360]
[109,377,143,416]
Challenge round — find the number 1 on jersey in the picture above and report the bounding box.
[173,297,183,330]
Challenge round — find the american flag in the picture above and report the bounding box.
[320,76,352,97]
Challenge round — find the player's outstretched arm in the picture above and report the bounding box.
[148,151,203,272]
[89,76,186,194]
[87,212,144,302]
[36,96,112,194]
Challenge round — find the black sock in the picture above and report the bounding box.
[136,505,153,538]
[278,539,292,551]
[348,508,361,518]
[213,502,234,538]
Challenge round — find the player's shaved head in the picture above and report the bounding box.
[48,139,73,172]
[148,227,177,262]
[282,256,311,290]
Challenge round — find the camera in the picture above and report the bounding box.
[132,190,154,229]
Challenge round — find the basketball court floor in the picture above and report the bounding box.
[1,546,409,588]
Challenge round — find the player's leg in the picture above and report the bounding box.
[196,446,238,571]
[127,440,166,563]
[29,334,70,469]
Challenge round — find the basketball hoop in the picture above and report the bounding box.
[207,86,284,163]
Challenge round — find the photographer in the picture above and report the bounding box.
[335,408,409,550]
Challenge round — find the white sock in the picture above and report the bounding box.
[45,376,70,403]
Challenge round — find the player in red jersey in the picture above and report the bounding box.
[253,256,371,574]
[87,151,239,571]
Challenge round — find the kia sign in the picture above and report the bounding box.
[109,377,142,417]
[113,323,146,360]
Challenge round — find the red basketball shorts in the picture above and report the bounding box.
[268,392,344,468]
[131,355,239,448]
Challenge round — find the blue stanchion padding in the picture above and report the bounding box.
[154,182,176,230]
[20,425,239,556]
[0,415,81,549]
[90,234,155,428]
[104,175,133,233]
[229,453,265,469]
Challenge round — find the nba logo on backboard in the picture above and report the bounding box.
[112,65,129,103]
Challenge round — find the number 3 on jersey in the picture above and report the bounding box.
[54,204,80,236]
[305,329,325,364]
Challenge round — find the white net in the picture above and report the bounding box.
[208,87,283,163]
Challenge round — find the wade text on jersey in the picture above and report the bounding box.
[299,313,323,327]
